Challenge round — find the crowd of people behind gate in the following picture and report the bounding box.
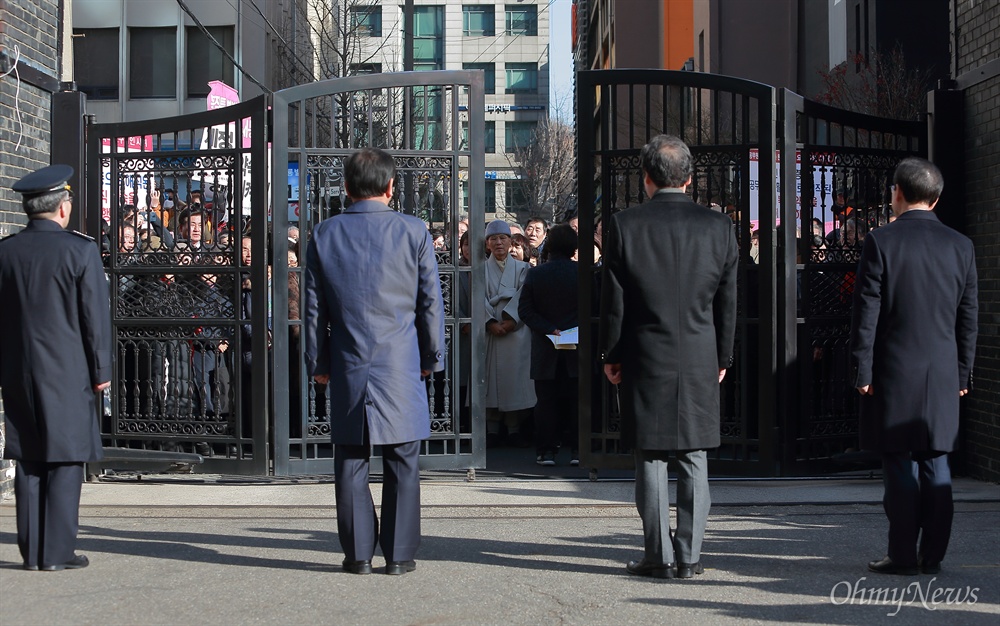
[3,141,977,581]
[105,183,285,459]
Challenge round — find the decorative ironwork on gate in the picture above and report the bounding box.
[576,70,778,475]
[779,93,925,473]
[271,71,486,475]
[86,97,270,474]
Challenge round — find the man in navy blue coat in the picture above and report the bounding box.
[850,157,978,576]
[1,165,112,571]
[304,147,446,576]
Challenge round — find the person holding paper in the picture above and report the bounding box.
[519,224,580,466]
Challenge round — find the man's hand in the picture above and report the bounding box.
[421,369,432,379]
[313,374,330,385]
[959,389,968,397]
[500,319,516,333]
[487,320,507,336]
[218,340,228,353]
[857,384,874,396]
[718,368,727,383]
[604,363,622,385]
[94,381,111,393]
[150,189,160,208]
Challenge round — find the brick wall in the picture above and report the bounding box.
[0,0,61,498]
[956,0,1000,482]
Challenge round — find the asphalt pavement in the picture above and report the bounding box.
[1,468,998,625]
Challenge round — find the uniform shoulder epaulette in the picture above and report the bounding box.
[69,230,97,242]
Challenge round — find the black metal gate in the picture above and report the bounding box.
[88,97,270,474]
[778,92,925,474]
[576,70,779,476]
[271,71,486,475]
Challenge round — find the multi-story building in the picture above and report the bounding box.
[70,0,298,123]
[341,1,550,223]
[71,0,549,224]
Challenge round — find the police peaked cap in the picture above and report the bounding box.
[12,164,74,198]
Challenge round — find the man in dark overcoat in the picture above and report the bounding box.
[850,157,978,576]
[518,224,579,466]
[599,135,737,579]
[304,147,445,576]
[0,165,112,571]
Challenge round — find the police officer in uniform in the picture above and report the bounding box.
[0,165,112,571]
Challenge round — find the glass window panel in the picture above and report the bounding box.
[505,121,536,152]
[74,28,119,100]
[130,27,177,99]
[463,5,495,36]
[485,180,496,213]
[463,62,495,94]
[505,5,538,35]
[460,120,496,153]
[186,26,235,98]
[351,7,382,37]
[505,63,537,93]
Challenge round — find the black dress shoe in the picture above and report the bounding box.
[626,559,675,579]
[41,554,89,571]
[22,563,39,571]
[677,561,704,579]
[919,558,942,575]
[868,556,918,576]
[385,560,417,575]
[341,559,372,575]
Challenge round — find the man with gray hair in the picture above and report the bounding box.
[600,135,738,579]
[1,164,112,571]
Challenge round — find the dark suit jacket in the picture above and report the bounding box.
[303,199,446,446]
[0,219,112,462]
[599,190,738,451]
[518,255,579,380]
[850,210,978,453]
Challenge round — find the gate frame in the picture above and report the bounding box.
[778,90,926,475]
[85,96,271,475]
[576,69,778,476]
[270,70,487,476]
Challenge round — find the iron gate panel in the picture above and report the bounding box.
[87,97,270,475]
[271,71,486,476]
[780,92,925,473]
[576,70,777,476]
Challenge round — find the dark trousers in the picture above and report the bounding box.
[533,370,578,454]
[334,431,421,563]
[14,461,84,569]
[882,451,953,566]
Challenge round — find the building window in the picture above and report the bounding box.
[505,121,536,152]
[413,5,444,69]
[74,28,119,100]
[463,5,495,36]
[485,180,496,213]
[130,27,177,99]
[505,5,538,36]
[485,121,496,153]
[186,26,235,98]
[463,62,496,94]
[352,6,383,37]
[505,180,530,212]
[505,63,537,93]
[461,120,496,153]
[351,63,382,74]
